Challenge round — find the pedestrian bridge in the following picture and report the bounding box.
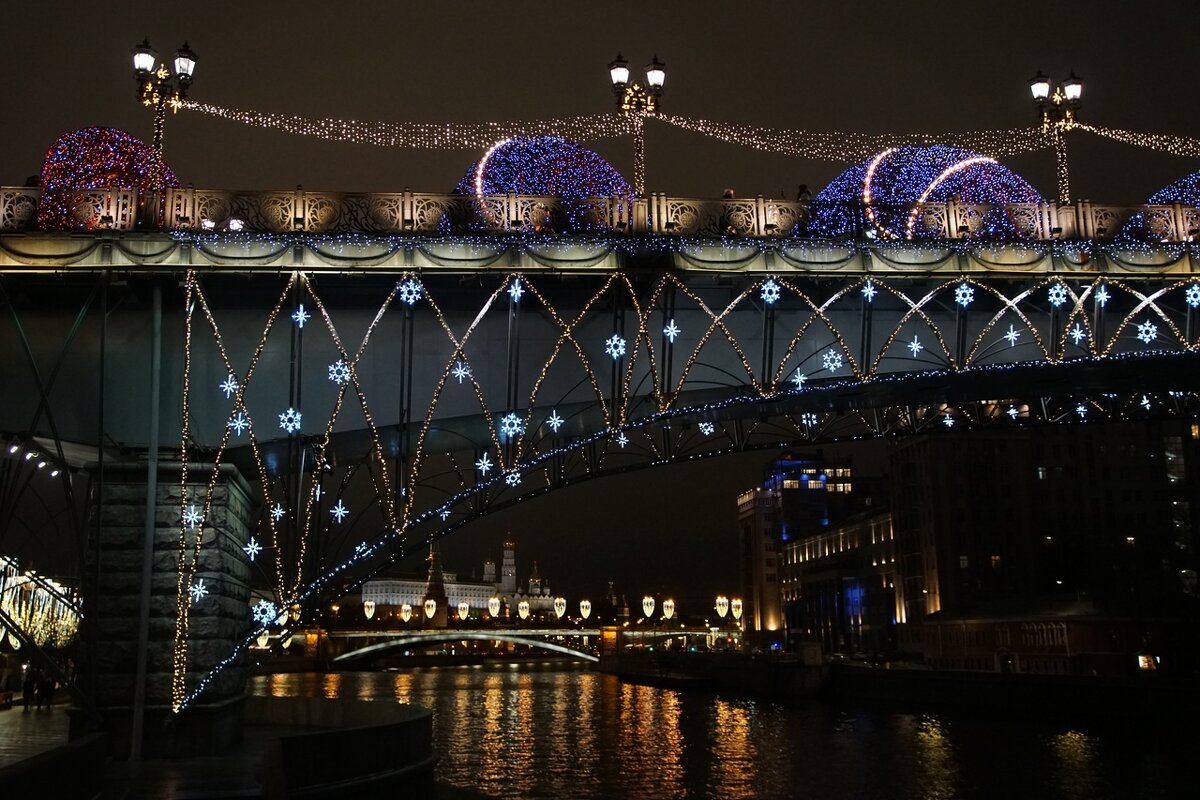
[4,188,1200,714]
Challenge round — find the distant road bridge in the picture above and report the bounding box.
[326,628,607,663]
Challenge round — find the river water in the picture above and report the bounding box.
[248,663,1188,799]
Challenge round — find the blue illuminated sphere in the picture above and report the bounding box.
[455,136,630,199]
[1147,170,1200,205]
[808,145,1042,239]
[1118,169,1200,241]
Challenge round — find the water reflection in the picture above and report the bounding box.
[247,667,1189,800]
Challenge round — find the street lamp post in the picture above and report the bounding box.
[1029,70,1082,204]
[609,53,666,197]
[131,38,197,193]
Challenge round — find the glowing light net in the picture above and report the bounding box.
[36,126,179,230]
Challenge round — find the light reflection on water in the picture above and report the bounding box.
[248,666,1188,800]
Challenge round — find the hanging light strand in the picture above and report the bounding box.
[180,101,638,148]
[1077,123,1200,159]
[655,114,1054,159]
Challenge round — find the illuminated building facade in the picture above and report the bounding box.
[889,421,1200,670]
[737,451,858,643]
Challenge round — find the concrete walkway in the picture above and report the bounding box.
[0,703,70,769]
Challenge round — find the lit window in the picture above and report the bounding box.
[991,555,1002,569]
[1126,536,1136,546]
[959,556,969,569]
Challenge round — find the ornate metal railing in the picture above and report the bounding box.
[4,185,1200,242]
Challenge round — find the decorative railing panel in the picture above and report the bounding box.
[2,186,1199,244]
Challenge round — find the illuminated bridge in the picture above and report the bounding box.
[3,185,1200,724]
[324,628,607,664]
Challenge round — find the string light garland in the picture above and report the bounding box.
[181,101,637,149]
[1077,123,1200,160]
[656,114,1053,160]
[167,262,1200,711]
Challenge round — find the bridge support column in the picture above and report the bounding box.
[76,461,254,759]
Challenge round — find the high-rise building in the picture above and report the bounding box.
[737,451,859,644]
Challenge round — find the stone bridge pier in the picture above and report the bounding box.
[76,461,254,758]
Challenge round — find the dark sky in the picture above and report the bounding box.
[2,2,1197,606]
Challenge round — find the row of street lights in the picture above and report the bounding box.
[128,40,1080,207]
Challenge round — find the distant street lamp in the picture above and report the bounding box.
[553,597,566,619]
[642,595,656,619]
[662,599,675,620]
[400,603,413,623]
[579,599,592,620]
[518,600,530,620]
[458,601,470,621]
[1029,69,1083,203]
[715,595,729,619]
[362,600,376,620]
[488,596,501,618]
[730,598,743,622]
[131,38,197,186]
[423,599,437,620]
[609,53,666,196]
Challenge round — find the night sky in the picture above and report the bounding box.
[2,2,1198,606]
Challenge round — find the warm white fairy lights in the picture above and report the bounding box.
[169,264,1200,712]
[0,557,80,647]
[181,101,637,149]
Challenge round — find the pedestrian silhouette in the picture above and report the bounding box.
[22,669,36,712]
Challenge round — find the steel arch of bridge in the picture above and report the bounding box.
[156,246,1200,708]
[175,256,1200,599]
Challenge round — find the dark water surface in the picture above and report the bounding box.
[248,664,1187,799]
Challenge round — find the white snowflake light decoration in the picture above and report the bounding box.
[698,422,715,435]
[942,415,955,428]
[499,412,524,438]
[907,336,924,357]
[821,350,843,372]
[505,471,522,487]
[270,502,285,522]
[800,413,818,427]
[1004,325,1022,346]
[604,334,626,360]
[954,283,974,307]
[508,278,524,302]
[1141,395,1152,410]
[616,432,629,448]
[1076,403,1088,418]
[189,579,209,605]
[279,407,302,434]
[1006,406,1019,420]
[451,361,471,384]
[663,320,681,343]
[251,599,278,626]
[861,280,877,302]
[291,304,311,328]
[327,359,351,384]
[475,453,493,475]
[330,499,349,523]
[182,504,202,529]
[791,370,807,389]
[1136,320,1158,344]
[1094,285,1110,307]
[760,278,782,305]
[1047,283,1069,308]
[546,410,564,433]
[243,537,262,561]
[398,278,424,305]
[219,374,239,399]
[355,541,369,557]
[1186,285,1200,308]
[439,507,450,521]
[228,412,249,436]
[1069,324,1088,345]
